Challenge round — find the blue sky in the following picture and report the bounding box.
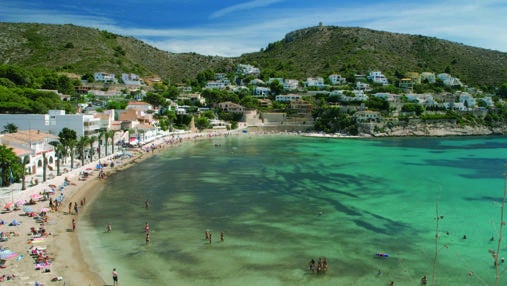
[1,0,506,57]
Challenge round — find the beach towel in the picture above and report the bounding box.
[8,220,20,226]
[35,262,51,269]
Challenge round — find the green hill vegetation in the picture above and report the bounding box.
[0,22,234,83]
[1,23,507,89]
[241,26,507,88]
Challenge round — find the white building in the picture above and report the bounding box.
[121,73,142,85]
[367,71,389,85]
[283,79,299,91]
[305,77,326,88]
[237,64,260,76]
[0,110,101,137]
[437,73,463,87]
[420,72,436,84]
[254,87,271,97]
[275,94,302,102]
[328,74,346,85]
[94,72,117,83]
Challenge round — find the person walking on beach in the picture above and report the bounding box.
[112,268,118,286]
[72,218,76,232]
[68,202,72,214]
[74,202,78,216]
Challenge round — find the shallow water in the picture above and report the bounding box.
[79,135,507,285]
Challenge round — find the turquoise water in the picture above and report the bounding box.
[79,135,507,285]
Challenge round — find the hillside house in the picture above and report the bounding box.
[275,94,302,102]
[353,110,381,123]
[283,79,299,91]
[437,73,463,87]
[399,78,414,91]
[121,73,142,85]
[94,72,117,83]
[328,74,346,85]
[217,102,244,113]
[367,71,389,85]
[237,64,260,76]
[420,72,436,84]
[126,101,153,112]
[305,77,326,89]
[254,87,271,97]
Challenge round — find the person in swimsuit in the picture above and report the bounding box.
[112,268,118,286]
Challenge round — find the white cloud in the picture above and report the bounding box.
[209,0,285,19]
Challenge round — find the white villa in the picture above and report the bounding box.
[94,72,117,83]
[275,94,303,102]
[328,74,346,85]
[367,71,389,85]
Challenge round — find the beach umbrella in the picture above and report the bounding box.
[3,202,13,210]
[23,206,33,213]
[30,193,42,200]
[15,200,26,206]
[48,184,57,189]
[0,249,17,260]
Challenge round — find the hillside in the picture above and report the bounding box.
[0,22,234,82]
[1,23,507,87]
[240,26,507,87]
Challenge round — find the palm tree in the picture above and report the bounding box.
[77,136,89,167]
[68,139,77,170]
[49,142,65,176]
[42,152,48,182]
[20,155,29,190]
[88,135,97,161]
[108,130,117,155]
[104,131,110,157]
[97,130,106,159]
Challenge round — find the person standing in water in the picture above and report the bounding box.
[112,268,118,286]
[144,223,150,233]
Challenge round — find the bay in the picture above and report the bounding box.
[79,135,507,285]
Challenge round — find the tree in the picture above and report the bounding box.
[195,116,210,132]
[49,141,65,177]
[88,135,97,161]
[144,92,168,108]
[77,136,90,167]
[20,155,29,190]
[58,128,77,170]
[67,139,77,170]
[42,151,48,182]
[97,130,106,159]
[0,144,19,187]
[269,79,284,95]
[3,123,18,133]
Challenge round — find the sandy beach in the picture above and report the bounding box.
[0,130,249,285]
[0,151,143,286]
